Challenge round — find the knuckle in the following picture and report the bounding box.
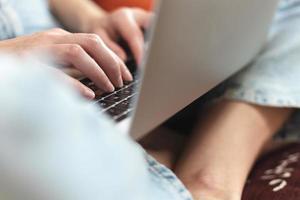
[40,29,65,40]
[66,44,82,57]
[85,34,103,47]
[50,28,66,33]
[132,7,144,13]
[117,7,131,17]
[40,31,55,38]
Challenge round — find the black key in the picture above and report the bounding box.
[103,93,124,102]
[115,97,133,110]
[118,87,132,96]
[122,85,135,95]
[80,78,91,85]
[81,78,104,97]
[126,58,137,73]
[105,107,125,117]
[115,112,130,122]
[97,100,115,109]
[89,84,98,92]
[123,80,133,86]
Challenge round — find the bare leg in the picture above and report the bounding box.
[139,127,187,169]
[174,100,293,200]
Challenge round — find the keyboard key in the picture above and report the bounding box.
[105,107,125,116]
[115,97,134,110]
[115,112,130,122]
[118,88,131,96]
[80,78,91,85]
[103,93,123,102]
[122,85,135,95]
[97,100,115,109]
[81,76,139,122]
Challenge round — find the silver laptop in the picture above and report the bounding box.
[82,0,279,139]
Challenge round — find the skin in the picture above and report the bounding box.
[0,0,151,99]
[0,29,131,98]
[49,0,152,64]
[142,100,293,200]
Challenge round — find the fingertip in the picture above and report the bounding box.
[84,88,95,99]
[124,68,133,81]
[117,75,124,88]
[105,81,115,93]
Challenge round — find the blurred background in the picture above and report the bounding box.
[94,0,154,11]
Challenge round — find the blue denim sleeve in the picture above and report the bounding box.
[0,56,192,200]
[0,0,60,40]
[7,0,60,35]
[224,0,300,108]
[0,0,22,39]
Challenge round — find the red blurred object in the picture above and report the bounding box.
[94,0,153,11]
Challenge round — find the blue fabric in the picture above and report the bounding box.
[0,0,59,39]
[223,0,300,141]
[225,0,300,108]
[0,56,192,200]
[8,0,60,35]
[0,0,22,39]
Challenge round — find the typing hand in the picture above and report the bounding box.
[0,28,133,99]
[89,8,152,64]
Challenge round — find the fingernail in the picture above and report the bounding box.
[117,75,124,88]
[84,88,95,99]
[106,82,115,93]
[124,68,133,81]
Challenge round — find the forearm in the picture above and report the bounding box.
[175,100,293,199]
[49,0,106,32]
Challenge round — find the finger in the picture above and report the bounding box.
[96,29,127,61]
[93,31,133,81]
[55,34,124,88]
[44,44,115,92]
[66,76,95,99]
[132,8,154,29]
[117,56,133,82]
[114,13,145,65]
[62,67,84,79]
[47,28,71,35]
[44,65,95,99]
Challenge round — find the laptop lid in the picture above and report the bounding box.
[128,0,279,139]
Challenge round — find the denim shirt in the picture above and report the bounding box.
[0,56,193,200]
[0,0,59,39]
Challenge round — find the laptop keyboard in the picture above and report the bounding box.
[81,76,138,122]
[81,39,140,122]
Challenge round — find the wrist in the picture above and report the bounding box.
[77,2,108,33]
[49,0,108,33]
[82,10,108,33]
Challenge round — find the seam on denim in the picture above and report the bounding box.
[0,0,22,39]
[145,154,194,200]
[223,88,300,108]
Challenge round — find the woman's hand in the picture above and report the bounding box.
[0,28,133,98]
[88,8,152,64]
[49,0,152,64]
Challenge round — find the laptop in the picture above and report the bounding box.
[81,0,279,139]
